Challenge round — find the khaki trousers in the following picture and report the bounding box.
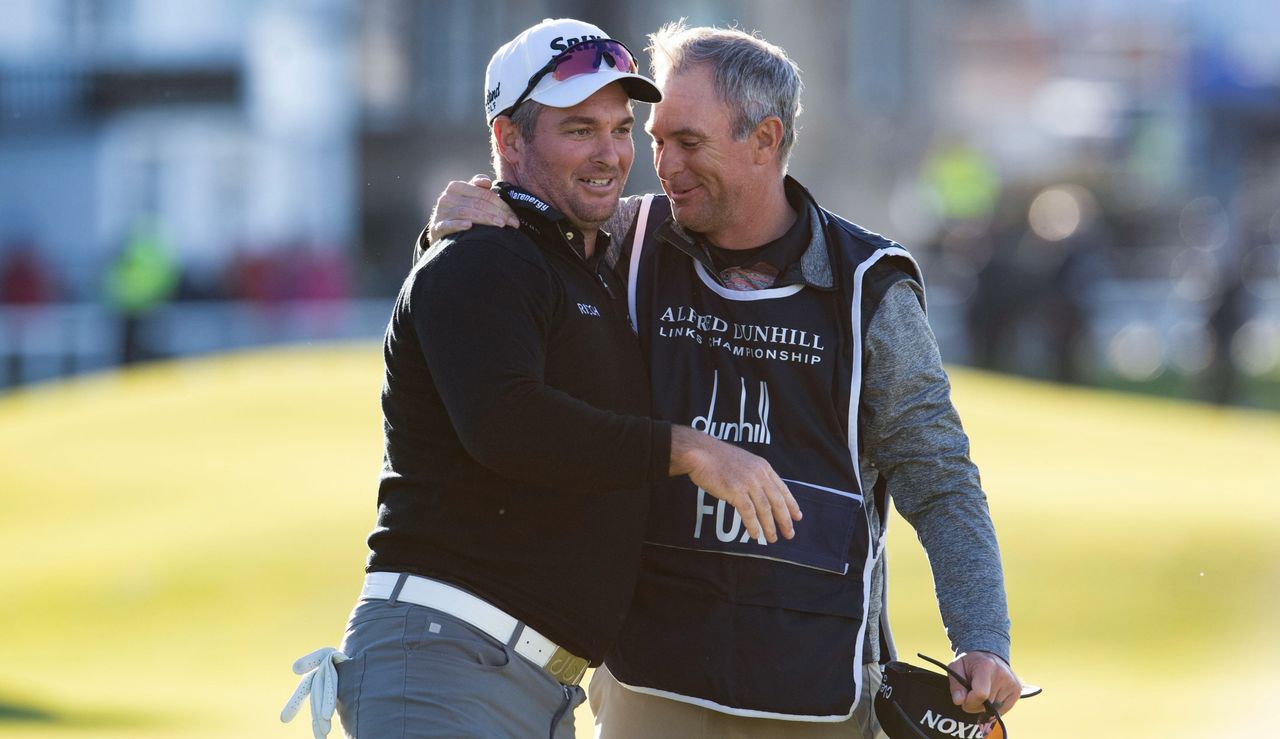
[588,663,888,738]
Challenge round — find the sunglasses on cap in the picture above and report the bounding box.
[505,39,640,117]
[875,653,1042,739]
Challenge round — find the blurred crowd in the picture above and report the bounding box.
[0,234,352,307]
[4,174,1277,407]
[903,136,1280,407]
[0,229,354,377]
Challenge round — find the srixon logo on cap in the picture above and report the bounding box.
[550,34,602,51]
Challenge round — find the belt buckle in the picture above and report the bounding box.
[544,646,588,686]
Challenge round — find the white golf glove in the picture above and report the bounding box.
[280,647,349,739]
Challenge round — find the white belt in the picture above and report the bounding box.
[361,572,588,685]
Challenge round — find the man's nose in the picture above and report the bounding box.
[655,144,680,181]
[592,133,622,168]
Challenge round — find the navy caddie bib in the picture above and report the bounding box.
[606,192,921,721]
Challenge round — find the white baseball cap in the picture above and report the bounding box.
[484,18,661,124]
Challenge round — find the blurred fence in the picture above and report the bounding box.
[0,298,393,387]
[2,285,1278,406]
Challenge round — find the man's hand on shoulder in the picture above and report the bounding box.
[669,426,802,544]
[428,174,520,244]
[948,651,1023,717]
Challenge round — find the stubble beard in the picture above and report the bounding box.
[671,192,727,240]
[522,152,624,234]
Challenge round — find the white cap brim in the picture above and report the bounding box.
[526,70,662,111]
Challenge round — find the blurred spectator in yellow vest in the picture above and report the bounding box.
[105,222,179,365]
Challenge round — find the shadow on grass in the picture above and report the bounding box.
[0,693,168,730]
[0,700,55,722]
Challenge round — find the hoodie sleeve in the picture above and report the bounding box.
[861,278,1012,661]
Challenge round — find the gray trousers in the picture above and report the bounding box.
[334,598,584,738]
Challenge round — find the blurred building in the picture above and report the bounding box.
[352,0,949,282]
[1,0,951,292]
[0,0,1277,403]
[0,0,359,299]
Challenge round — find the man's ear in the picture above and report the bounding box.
[751,116,785,166]
[493,116,523,168]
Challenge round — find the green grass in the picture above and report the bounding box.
[1094,368,1280,411]
[1,346,1277,738]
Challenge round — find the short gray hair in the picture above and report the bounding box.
[648,21,803,168]
[490,101,545,177]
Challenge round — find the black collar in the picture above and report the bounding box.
[495,182,608,263]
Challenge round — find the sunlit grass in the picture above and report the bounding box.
[887,370,1280,738]
[0,347,1276,737]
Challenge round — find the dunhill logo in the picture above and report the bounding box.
[690,370,772,445]
[731,322,824,350]
[657,306,824,350]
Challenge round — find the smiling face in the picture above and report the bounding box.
[646,65,762,243]
[504,82,635,234]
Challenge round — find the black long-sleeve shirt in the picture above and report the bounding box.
[368,184,672,662]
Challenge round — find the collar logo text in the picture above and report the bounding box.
[507,190,550,212]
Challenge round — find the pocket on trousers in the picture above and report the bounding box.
[404,608,511,670]
[340,602,408,662]
[334,652,367,738]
